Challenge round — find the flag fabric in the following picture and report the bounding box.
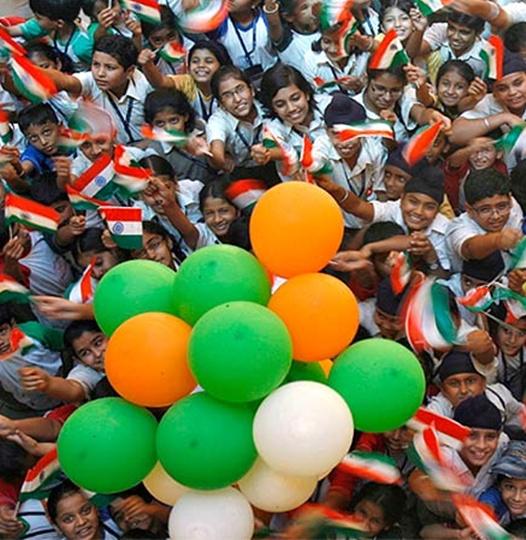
[415,0,451,16]
[0,26,26,57]
[65,185,109,212]
[177,0,229,33]
[458,285,494,313]
[338,452,401,485]
[492,286,526,323]
[120,0,161,24]
[319,0,354,31]
[262,125,299,177]
[512,236,526,269]
[73,154,116,200]
[224,179,266,210]
[66,261,97,304]
[369,30,410,70]
[300,504,367,537]
[406,407,471,450]
[496,123,526,160]
[19,448,61,502]
[113,145,151,195]
[0,274,30,304]
[313,77,340,91]
[0,327,34,361]
[402,122,443,166]
[159,40,186,64]
[0,106,12,144]
[69,101,115,137]
[301,135,332,177]
[390,251,411,294]
[332,121,395,142]
[10,54,57,103]
[56,126,87,155]
[5,193,59,234]
[452,494,512,540]
[480,35,504,81]
[99,206,143,250]
[141,125,189,147]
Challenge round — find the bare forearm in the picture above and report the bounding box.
[450,114,505,146]
[142,61,172,89]
[366,235,411,254]
[405,30,425,59]
[461,233,501,260]
[164,204,199,250]
[11,417,62,442]
[44,377,86,402]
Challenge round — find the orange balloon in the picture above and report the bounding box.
[268,273,359,362]
[319,360,333,376]
[249,183,344,278]
[105,313,195,407]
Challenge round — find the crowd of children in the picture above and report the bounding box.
[2,0,526,538]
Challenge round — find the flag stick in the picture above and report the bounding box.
[481,310,518,332]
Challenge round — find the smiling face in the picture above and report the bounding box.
[77,250,119,280]
[382,6,412,42]
[285,0,319,33]
[54,492,101,540]
[132,231,174,268]
[492,72,526,114]
[202,196,239,237]
[447,20,478,57]
[468,139,498,170]
[271,84,311,127]
[218,76,255,119]
[501,478,526,517]
[189,48,221,86]
[400,192,439,232]
[497,319,526,357]
[320,28,347,61]
[466,194,512,233]
[437,69,470,108]
[366,73,405,112]
[328,128,362,161]
[460,428,500,471]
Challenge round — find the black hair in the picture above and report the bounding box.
[510,159,526,213]
[18,103,59,135]
[350,483,407,529]
[0,439,31,483]
[367,64,407,86]
[139,154,176,179]
[29,0,81,22]
[143,89,195,132]
[141,5,177,38]
[508,518,526,537]
[0,303,15,327]
[464,169,511,206]
[380,0,414,20]
[142,220,172,238]
[198,179,234,212]
[64,319,103,353]
[121,530,159,539]
[211,65,253,102]
[26,42,74,74]
[448,10,485,34]
[363,221,405,246]
[72,227,108,263]
[48,480,94,524]
[93,35,138,70]
[505,23,526,53]
[29,175,67,206]
[188,39,233,68]
[259,63,314,118]
[436,59,476,88]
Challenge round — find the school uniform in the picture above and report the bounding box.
[502,2,526,25]
[444,199,524,273]
[497,348,526,401]
[272,25,320,74]
[369,199,451,270]
[67,363,105,400]
[73,70,153,144]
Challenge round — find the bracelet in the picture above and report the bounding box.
[263,3,279,14]
[338,190,349,204]
[483,117,491,130]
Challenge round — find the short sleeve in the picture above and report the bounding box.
[72,71,96,98]
[422,22,448,51]
[504,2,526,25]
[370,200,401,224]
[195,223,219,249]
[206,111,229,144]
[67,364,105,397]
[459,95,500,120]
[20,18,47,40]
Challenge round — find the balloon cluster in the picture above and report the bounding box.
[56,183,426,540]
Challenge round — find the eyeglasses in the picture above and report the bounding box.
[471,202,511,219]
[369,81,403,98]
[220,83,250,102]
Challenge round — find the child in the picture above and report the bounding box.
[445,169,523,273]
[140,40,231,122]
[505,23,526,62]
[199,180,240,245]
[481,441,526,525]
[19,320,106,404]
[131,220,181,270]
[143,89,218,184]
[45,35,152,144]
[382,145,413,202]
[379,0,420,47]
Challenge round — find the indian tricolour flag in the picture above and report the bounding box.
[496,123,526,159]
[5,192,59,234]
[66,185,109,212]
[0,26,26,57]
[113,145,150,195]
[159,40,186,64]
[73,154,116,200]
[225,179,267,210]
[458,285,494,313]
[120,0,161,24]
[141,125,188,147]
[319,0,354,31]
[369,30,409,70]
[480,35,504,81]
[301,135,332,179]
[66,261,97,304]
[262,126,298,177]
[0,327,34,361]
[19,448,61,502]
[406,407,471,450]
[0,106,12,144]
[403,122,443,166]
[338,452,401,485]
[11,54,57,103]
[390,251,411,294]
[0,274,30,304]
[332,121,394,142]
[415,0,452,16]
[512,236,526,269]
[99,206,143,250]
[177,0,229,33]
[492,286,526,323]
[57,126,87,155]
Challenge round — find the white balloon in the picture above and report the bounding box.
[168,487,254,540]
[143,462,189,506]
[253,381,354,477]
[238,458,317,512]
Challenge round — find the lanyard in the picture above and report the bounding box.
[197,92,215,121]
[48,100,68,124]
[236,123,262,151]
[106,94,135,143]
[53,30,75,57]
[173,147,212,171]
[501,348,524,384]
[230,15,257,67]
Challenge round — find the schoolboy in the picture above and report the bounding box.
[445,169,524,273]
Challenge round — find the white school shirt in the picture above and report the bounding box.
[352,88,420,143]
[444,198,524,273]
[73,69,152,144]
[67,363,105,399]
[503,2,526,25]
[423,23,487,79]
[370,199,452,270]
[313,134,387,228]
[214,12,275,71]
[274,27,321,73]
[206,102,265,167]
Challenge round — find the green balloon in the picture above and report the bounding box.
[172,245,271,325]
[57,398,157,493]
[189,302,292,402]
[94,260,177,335]
[285,361,327,384]
[157,392,257,490]
[328,339,425,433]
